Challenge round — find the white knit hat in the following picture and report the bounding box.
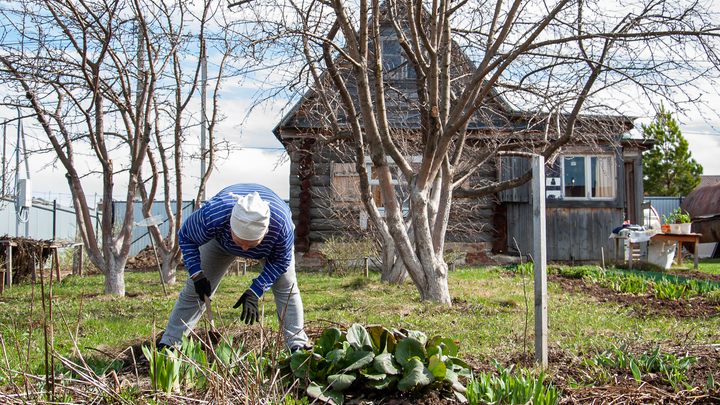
[230,192,270,240]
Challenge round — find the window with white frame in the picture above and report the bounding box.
[561,155,616,199]
[365,156,422,214]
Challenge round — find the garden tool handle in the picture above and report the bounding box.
[203,295,216,329]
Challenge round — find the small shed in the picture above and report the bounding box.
[272,9,650,267]
[502,138,653,261]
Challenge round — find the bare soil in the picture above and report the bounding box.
[96,270,720,404]
[547,272,720,319]
[26,267,714,404]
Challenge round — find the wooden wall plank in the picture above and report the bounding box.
[555,208,571,261]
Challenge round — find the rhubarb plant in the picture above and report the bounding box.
[279,324,471,404]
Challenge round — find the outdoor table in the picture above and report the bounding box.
[611,229,654,270]
[650,232,702,269]
[611,231,702,270]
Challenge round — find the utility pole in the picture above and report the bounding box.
[2,123,6,197]
[15,118,20,237]
[200,39,207,201]
[15,115,31,237]
[22,118,30,238]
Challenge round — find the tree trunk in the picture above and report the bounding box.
[104,262,126,296]
[383,256,409,284]
[418,259,451,304]
[160,250,181,285]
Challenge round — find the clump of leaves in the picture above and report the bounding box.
[555,265,593,279]
[619,275,649,294]
[142,345,181,393]
[584,269,718,299]
[663,207,691,224]
[179,334,209,390]
[584,345,697,391]
[653,279,690,300]
[465,360,560,405]
[278,324,471,404]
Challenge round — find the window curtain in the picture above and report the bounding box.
[594,157,614,197]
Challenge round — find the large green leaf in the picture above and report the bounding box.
[291,352,316,379]
[406,330,428,345]
[373,352,401,375]
[327,348,346,366]
[346,324,373,350]
[442,338,458,357]
[427,345,441,357]
[327,373,356,390]
[447,356,471,370]
[318,328,343,356]
[367,325,396,353]
[395,338,426,367]
[427,335,444,347]
[342,350,375,372]
[306,382,344,405]
[291,352,311,371]
[427,355,447,379]
[444,369,466,393]
[361,369,387,380]
[398,358,434,391]
[366,375,398,390]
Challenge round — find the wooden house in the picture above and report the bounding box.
[272,13,651,268]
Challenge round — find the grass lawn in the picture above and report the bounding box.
[0,259,718,403]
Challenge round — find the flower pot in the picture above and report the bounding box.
[679,223,692,234]
[668,224,682,233]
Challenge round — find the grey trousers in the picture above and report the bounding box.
[160,238,308,349]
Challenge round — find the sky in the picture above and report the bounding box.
[7,101,720,210]
[2,0,719,208]
[4,103,293,208]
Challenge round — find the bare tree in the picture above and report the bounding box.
[0,0,240,294]
[136,1,244,285]
[233,0,720,304]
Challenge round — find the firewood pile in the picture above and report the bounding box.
[0,236,53,283]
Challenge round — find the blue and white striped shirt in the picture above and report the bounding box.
[178,184,294,298]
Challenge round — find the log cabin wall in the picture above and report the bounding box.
[287,139,504,268]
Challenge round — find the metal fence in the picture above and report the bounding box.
[113,200,196,256]
[0,197,94,241]
[644,196,684,223]
[0,197,196,257]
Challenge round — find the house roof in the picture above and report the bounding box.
[699,175,720,189]
[273,7,634,146]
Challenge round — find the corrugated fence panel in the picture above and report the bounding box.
[0,198,93,241]
[0,198,195,257]
[644,196,683,223]
[113,201,196,256]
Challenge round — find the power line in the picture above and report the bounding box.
[682,131,720,137]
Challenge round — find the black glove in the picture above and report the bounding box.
[233,289,259,325]
[193,272,212,302]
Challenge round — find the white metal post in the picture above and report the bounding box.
[532,155,548,368]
